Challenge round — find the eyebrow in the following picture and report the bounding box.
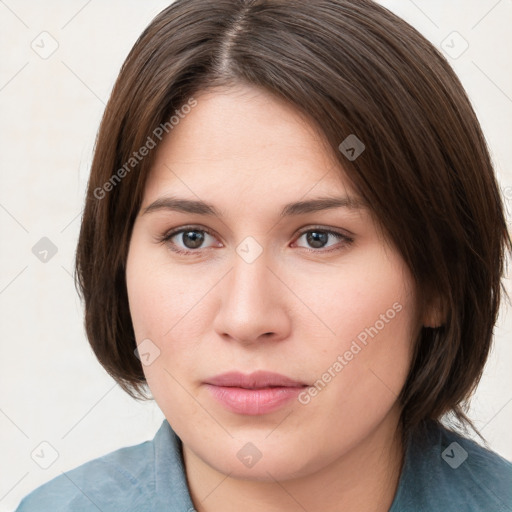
[142,195,366,217]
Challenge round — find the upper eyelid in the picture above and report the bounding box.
[163,225,217,240]
[296,226,352,237]
[163,224,349,236]
[162,225,352,246]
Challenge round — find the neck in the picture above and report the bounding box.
[183,407,405,512]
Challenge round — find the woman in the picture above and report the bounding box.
[15,0,512,510]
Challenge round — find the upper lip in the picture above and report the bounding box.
[205,371,307,389]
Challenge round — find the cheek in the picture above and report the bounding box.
[287,247,416,354]
[125,243,208,425]
[126,236,214,343]
[291,246,417,411]
[125,237,220,399]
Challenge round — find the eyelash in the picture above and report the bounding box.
[157,225,354,256]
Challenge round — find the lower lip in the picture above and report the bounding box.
[204,384,304,415]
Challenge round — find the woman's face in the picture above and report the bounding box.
[126,84,421,480]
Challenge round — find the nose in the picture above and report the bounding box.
[212,249,292,346]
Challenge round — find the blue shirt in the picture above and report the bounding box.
[14,419,512,511]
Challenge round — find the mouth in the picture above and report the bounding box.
[203,371,309,415]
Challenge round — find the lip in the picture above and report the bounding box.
[204,371,308,415]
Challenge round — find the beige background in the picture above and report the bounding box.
[1,1,511,510]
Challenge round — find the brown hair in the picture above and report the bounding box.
[75,0,511,439]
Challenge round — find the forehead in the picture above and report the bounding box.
[143,84,357,204]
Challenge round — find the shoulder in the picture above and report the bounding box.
[438,425,512,510]
[14,434,157,512]
[392,420,512,512]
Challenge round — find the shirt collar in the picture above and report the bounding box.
[153,419,196,511]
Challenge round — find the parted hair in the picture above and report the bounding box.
[75,0,511,439]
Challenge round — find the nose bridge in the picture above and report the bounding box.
[213,239,290,343]
[228,243,274,312]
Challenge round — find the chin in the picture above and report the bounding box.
[195,439,325,483]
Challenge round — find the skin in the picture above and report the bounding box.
[126,83,433,512]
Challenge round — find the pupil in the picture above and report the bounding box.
[307,231,327,248]
[183,231,204,249]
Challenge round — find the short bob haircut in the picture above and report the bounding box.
[75,0,511,440]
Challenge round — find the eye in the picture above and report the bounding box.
[293,228,353,252]
[158,225,353,256]
[160,226,221,255]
